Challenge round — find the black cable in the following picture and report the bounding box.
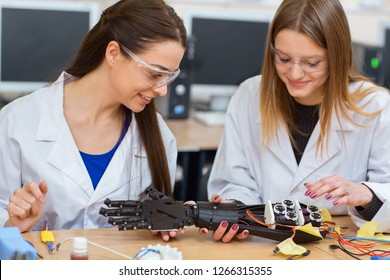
[287,250,311,260]
[347,239,390,255]
[329,244,361,260]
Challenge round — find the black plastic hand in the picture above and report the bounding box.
[99,185,328,243]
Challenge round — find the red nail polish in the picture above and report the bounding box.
[232,224,239,231]
[333,201,339,206]
[325,193,332,200]
[221,221,228,228]
[305,190,311,196]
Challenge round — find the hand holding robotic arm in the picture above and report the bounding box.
[99,185,327,244]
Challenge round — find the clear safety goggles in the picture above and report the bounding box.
[271,45,328,73]
[120,44,180,88]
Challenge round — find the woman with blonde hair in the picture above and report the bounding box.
[206,0,390,242]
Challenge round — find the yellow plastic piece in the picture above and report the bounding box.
[357,221,378,238]
[41,230,55,243]
[274,238,307,256]
[333,226,343,234]
[319,208,332,223]
[296,223,323,239]
[373,233,390,240]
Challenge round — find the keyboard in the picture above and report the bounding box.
[193,111,226,126]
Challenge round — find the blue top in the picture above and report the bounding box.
[80,112,132,189]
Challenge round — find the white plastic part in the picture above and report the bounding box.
[264,200,275,229]
[135,244,183,260]
[294,199,305,226]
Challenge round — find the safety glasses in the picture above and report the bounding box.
[271,44,328,73]
[120,44,180,88]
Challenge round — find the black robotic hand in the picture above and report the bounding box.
[99,186,327,243]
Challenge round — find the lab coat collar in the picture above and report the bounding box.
[36,73,95,197]
[36,73,69,141]
[34,72,146,202]
[263,109,355,187]
[292,112,355,187]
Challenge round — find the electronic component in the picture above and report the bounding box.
[41,230,55,254]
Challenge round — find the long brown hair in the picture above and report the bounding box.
[66,0,187,196]
[260,0,385,156]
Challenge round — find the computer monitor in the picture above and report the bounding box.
[0,0,100,95]
[183,10,271,105]
[381,23,390,89]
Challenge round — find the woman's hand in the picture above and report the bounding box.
[150,199,195,241]
[151,229,186,241]
[304,175,373,207]
[199,194,249,243]
[6,181,48,232]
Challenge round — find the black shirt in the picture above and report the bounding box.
[291,100,319,165]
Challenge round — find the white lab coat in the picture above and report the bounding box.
[0,72,177,230]
[208,75,390,232]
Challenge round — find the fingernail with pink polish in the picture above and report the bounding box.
[325,193,332,200]
[310,193,317,199]
[305,190,311,196]
[232,224,239,231]
[221,221,228,228]
[333,201,339,206]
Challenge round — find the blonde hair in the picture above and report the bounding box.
[260,0,387,156]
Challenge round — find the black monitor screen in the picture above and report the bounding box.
[0,3,98,93]
[187,14,269,99]
[192,17,268,85]
[383,28,390,89]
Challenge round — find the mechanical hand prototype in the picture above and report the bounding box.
[99,186,327,243]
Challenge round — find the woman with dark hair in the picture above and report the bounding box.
[205,0,390,242]
[0,0,187,240]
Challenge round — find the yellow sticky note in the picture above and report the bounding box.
[357,221,378,238]
[319,208,332,223]
[296,223,323,239]
[275,238,307,256]
[373,233,390,240]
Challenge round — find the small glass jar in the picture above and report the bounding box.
[70,237,89,260]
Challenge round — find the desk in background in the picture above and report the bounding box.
[22,216,373,260]
[166,117,224,201]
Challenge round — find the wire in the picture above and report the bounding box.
[327,230,390,259]
[329,244,362,260]
[341,236,390,243]
[132,248,160,260]
[54,237,133,259]
[287,250,311,260]
[246,209,297,238]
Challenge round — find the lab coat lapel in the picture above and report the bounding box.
[266,124,298,174]
[36,76,94,197]
[291,115,354,188]
[45,126,94,197]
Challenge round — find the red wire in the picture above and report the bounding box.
[328,230,390,257]
[245,209,297,238]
